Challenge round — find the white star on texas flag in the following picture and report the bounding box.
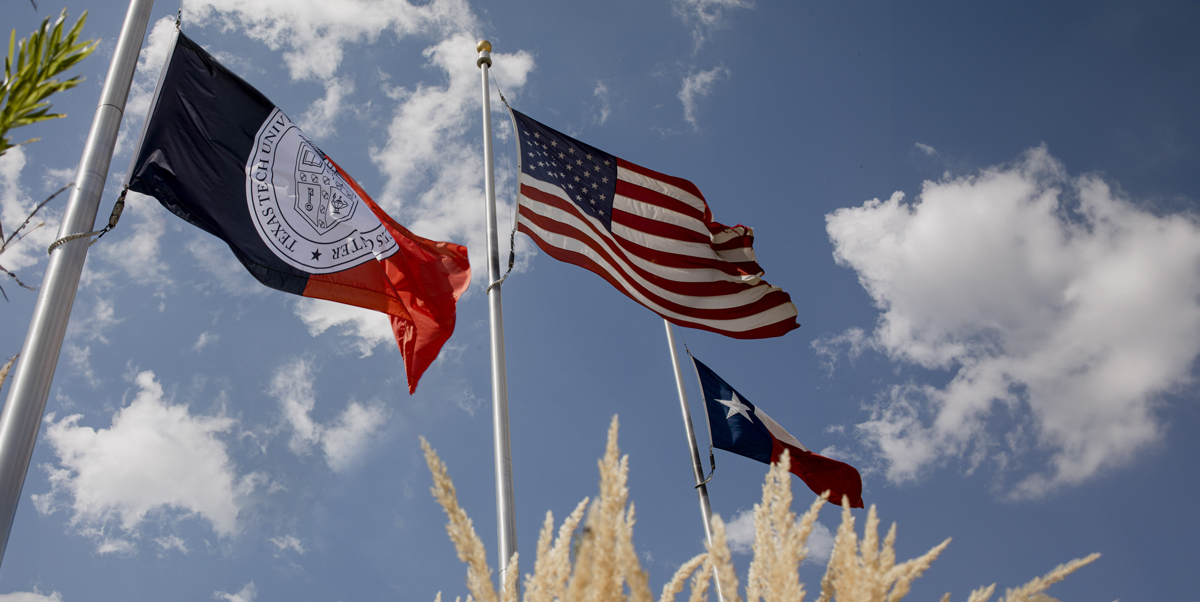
[715,391,753,423]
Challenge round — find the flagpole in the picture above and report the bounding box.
[476,40,518,586]
[664,319,724,602]
[0,0,156,567]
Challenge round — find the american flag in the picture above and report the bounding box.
[510,109,799,339]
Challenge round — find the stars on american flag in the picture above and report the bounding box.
[516,112,618,229]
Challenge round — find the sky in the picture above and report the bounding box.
[1,1,1198,601]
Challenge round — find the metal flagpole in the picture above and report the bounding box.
[0,0,156,566]
[476,40,518,587]
[664,319,725,602]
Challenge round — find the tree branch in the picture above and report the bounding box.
[0,182,73,300]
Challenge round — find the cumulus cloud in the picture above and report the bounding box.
[805,521,835,564]
[672,0,753,52]
[678,66,729,131]
[294,299,393,357]
[299,77,355,140]
[269,360,321,454]
[213,582,256,602]
[370,32,536,280]
[723,507,834,564]
[0,589,64,602]
[93,191,172,288]
[185,0,478,81]
[118,16,179,158]
[823,146,1200,497]
[723,508,755,553]
[1,147,61,276]
[268,359,389,472]
[322,401,389,472]
[34,371,257,547]
[914,142,938,156]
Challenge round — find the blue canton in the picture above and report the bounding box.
[513,110,618,231]
[693,356,775,464]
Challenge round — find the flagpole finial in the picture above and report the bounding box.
[477,40,493,68]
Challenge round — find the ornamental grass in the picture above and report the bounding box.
[421,416,1097,602]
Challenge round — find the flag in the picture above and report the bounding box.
[692,355,863,507]
[510,109,798,339]
[125,31,470,394]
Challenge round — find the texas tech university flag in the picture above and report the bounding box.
[125,31,470,393]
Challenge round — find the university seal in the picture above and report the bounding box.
[245,108,398,273]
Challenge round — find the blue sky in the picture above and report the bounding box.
[2,1,1198,600]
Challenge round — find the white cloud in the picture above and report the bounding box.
[154,534,189,554]
[185,235,266,297]
[1,147,61,276]
[269,360,321,455]
[93,191,172,287]
[722,507,833,565]
[811,327,869,375]
[370,33,536,281]
[64,344,100,388]
[267,359,390,472]
[0,588,64,602]
[299,77,355,140]
[126,17,178,127]
[723,508,755,554]
[322,401,389,472]
[294,299,393,357]
[93,535,136,555]
[678,66,729,131]
[805,521,834,565]
[186,0,478,81]
[193,331,219,352]
[119,17,179,159]
[268,534,305,555]
[42,167,75,191]
[67,298,122,344]
[593,81,611,125]
[672,0,753,52]
[914,142,938,156]
[824,146,1200,497]
[213,582,256,602]
[35,371,256,546]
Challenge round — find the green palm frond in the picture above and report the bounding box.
[0,9,98,157]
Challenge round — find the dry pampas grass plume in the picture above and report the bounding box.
[422,415,1099,602]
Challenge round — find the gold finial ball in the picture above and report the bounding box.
[477,40,492,53]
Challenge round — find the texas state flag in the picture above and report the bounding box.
[124,30,470,393]
[692,356,863,507]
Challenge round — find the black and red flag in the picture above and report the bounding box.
[125,31,470,393]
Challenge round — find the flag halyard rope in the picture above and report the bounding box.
[485,69,518,295]
[47,187,126,255]
[683,338,718,487]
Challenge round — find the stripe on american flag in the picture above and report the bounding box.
[510,109,798,339]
